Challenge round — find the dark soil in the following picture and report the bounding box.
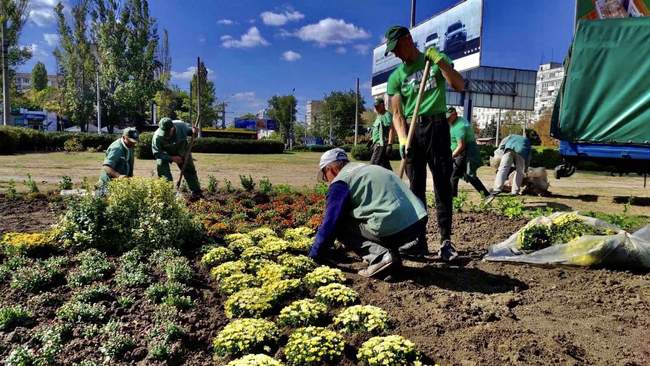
[1,195,648,365]
[0,194,64,234]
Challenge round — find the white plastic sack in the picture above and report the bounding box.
[489,149,503,168]
[484,212,650,270]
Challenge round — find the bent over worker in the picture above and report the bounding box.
[489,133,532,199]
[448,107,490,197]
[97,127,139,194]
[384,25,465,261]
[152,117,202,200]
[308,148,428,280]
[369,97,394,170]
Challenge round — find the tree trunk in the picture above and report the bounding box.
[1,20,11,126]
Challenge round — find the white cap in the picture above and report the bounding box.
[318,148,349,181]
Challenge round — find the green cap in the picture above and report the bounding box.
[384,25,410,56]
[446,107,457,118]
[374,97,385,106]
[122,127,139,142]
[159,117,173,132]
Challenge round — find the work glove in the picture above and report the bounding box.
[385,144,393,157]
[425,46,444,64]
[398,136,408,159]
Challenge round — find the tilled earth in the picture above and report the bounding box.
[0,195,648,365]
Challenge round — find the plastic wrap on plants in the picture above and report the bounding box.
[485,212,650,269]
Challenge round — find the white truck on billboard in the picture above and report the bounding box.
[371,0,483,96]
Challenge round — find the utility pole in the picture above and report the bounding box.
[354,77,359,146]
[410,0,417,28]
[96,69,101,134]
[1,21,10,126]
[196,57,201,138]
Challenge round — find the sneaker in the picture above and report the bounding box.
[398,241,430,259]
[438,240,458,262]
[358,254,398,278]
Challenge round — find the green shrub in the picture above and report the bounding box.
[315,283,359,307]
[0,126,115,154]
[100,321,134,359]
[333,305,389,334]
[146,281,191,305]
[258,177,273,195]
[64,138,84,152]
[24,173,39,193]
[135,134,285,159]
[357,335,421,366]
[72,284,112,303]
[38,323,72,364]
[11,257,67,293]
[5,346,37,366]
[278,299,328,328]
[225,234,255,254]
[56,301,107,323]
[226,354,284,366]
[5,179,18,199]
[58,176,73,190]
[207,175,219,194]
[256,262,290,284]
[284,327,344,365]
[262,279,303,304]
[276,254,316,278]
[240,174,256,192]
[117,295,135,308]
[57,178,201,253]
[115,250,150,288]
[0,305,32,331]
[479,144,497,165]
[351,145,372,161]
[303,266,346,289]
[212,318,280,358]
[531,146,562,168]
[163,256,194,284]
[67,249,113,288]
[0,256,30,282]
[210,261,247,281]
[224,287,274,319]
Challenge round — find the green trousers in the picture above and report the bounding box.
[156,155,201,193]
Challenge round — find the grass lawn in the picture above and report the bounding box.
[0,151,649,217]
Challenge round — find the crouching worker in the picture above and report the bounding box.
[152,117,202,200]
[97,127,139,195]
[308,148,428,279]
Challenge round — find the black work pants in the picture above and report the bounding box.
[405,114,453,243]
[451,154,490,197]
[369,143,392,171]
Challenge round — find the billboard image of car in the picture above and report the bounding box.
[371,0,483,96]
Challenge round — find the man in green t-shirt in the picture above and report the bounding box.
[447,107,489,197]
[369,97,394,170]
[384,25,465,262]
[98,127,139,194]
[152,117,202,200]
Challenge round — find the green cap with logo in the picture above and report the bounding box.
[122,127,139,143]
[159,117,173,132]
[374,97,385,106]
[384,25,410,56]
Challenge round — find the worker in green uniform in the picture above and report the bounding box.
[384,25,465,262]
[152,117,202,200]
[97,127,139,194]
[448,107,490,197]
[369,97,394,170]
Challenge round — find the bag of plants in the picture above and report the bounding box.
[484,212,650,270]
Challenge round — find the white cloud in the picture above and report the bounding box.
[335,47,347,54]
[260,9,304,26]
[24,43,49,62]
[198,36,207,44]
[29,8,56,27]
[43,33,59,47]
[282,50,301,62]
[171,66,215,82]
[296,18,370,46]
[361,81,372,90]
[232,91,256,100]
[276,28,293,39]
[217,19,234,25]
[353,44,371,55]
[221,27,269,48]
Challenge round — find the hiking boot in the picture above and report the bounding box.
[438,240,458,262]
[358,253,399,279]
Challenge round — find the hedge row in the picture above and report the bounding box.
[292,144,353,153]
[0,126,116,154]
[135,132,285,159]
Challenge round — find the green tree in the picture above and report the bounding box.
[154,86,184,120]
[313,90,365,144]
[1,0,32,123]
[54,1,96,130]
[266,95,297,145]
[187,60,216,127]
[238,113,257,120]
[31,61,48,91]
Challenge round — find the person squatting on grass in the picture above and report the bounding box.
[308,148,428,280]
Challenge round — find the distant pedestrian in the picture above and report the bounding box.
[369,97,394,170]
[384,25,465,261]
[152,117,203,200]
[448,107,490,197]
[489,133,532,199]
[97,127,139,194]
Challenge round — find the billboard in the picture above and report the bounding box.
[371,0,483,96]
[576,0,650,21]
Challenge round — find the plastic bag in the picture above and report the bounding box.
[484,212,650,270]
[489,149,503,168]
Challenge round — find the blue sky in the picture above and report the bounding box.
[20,0,574,122]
